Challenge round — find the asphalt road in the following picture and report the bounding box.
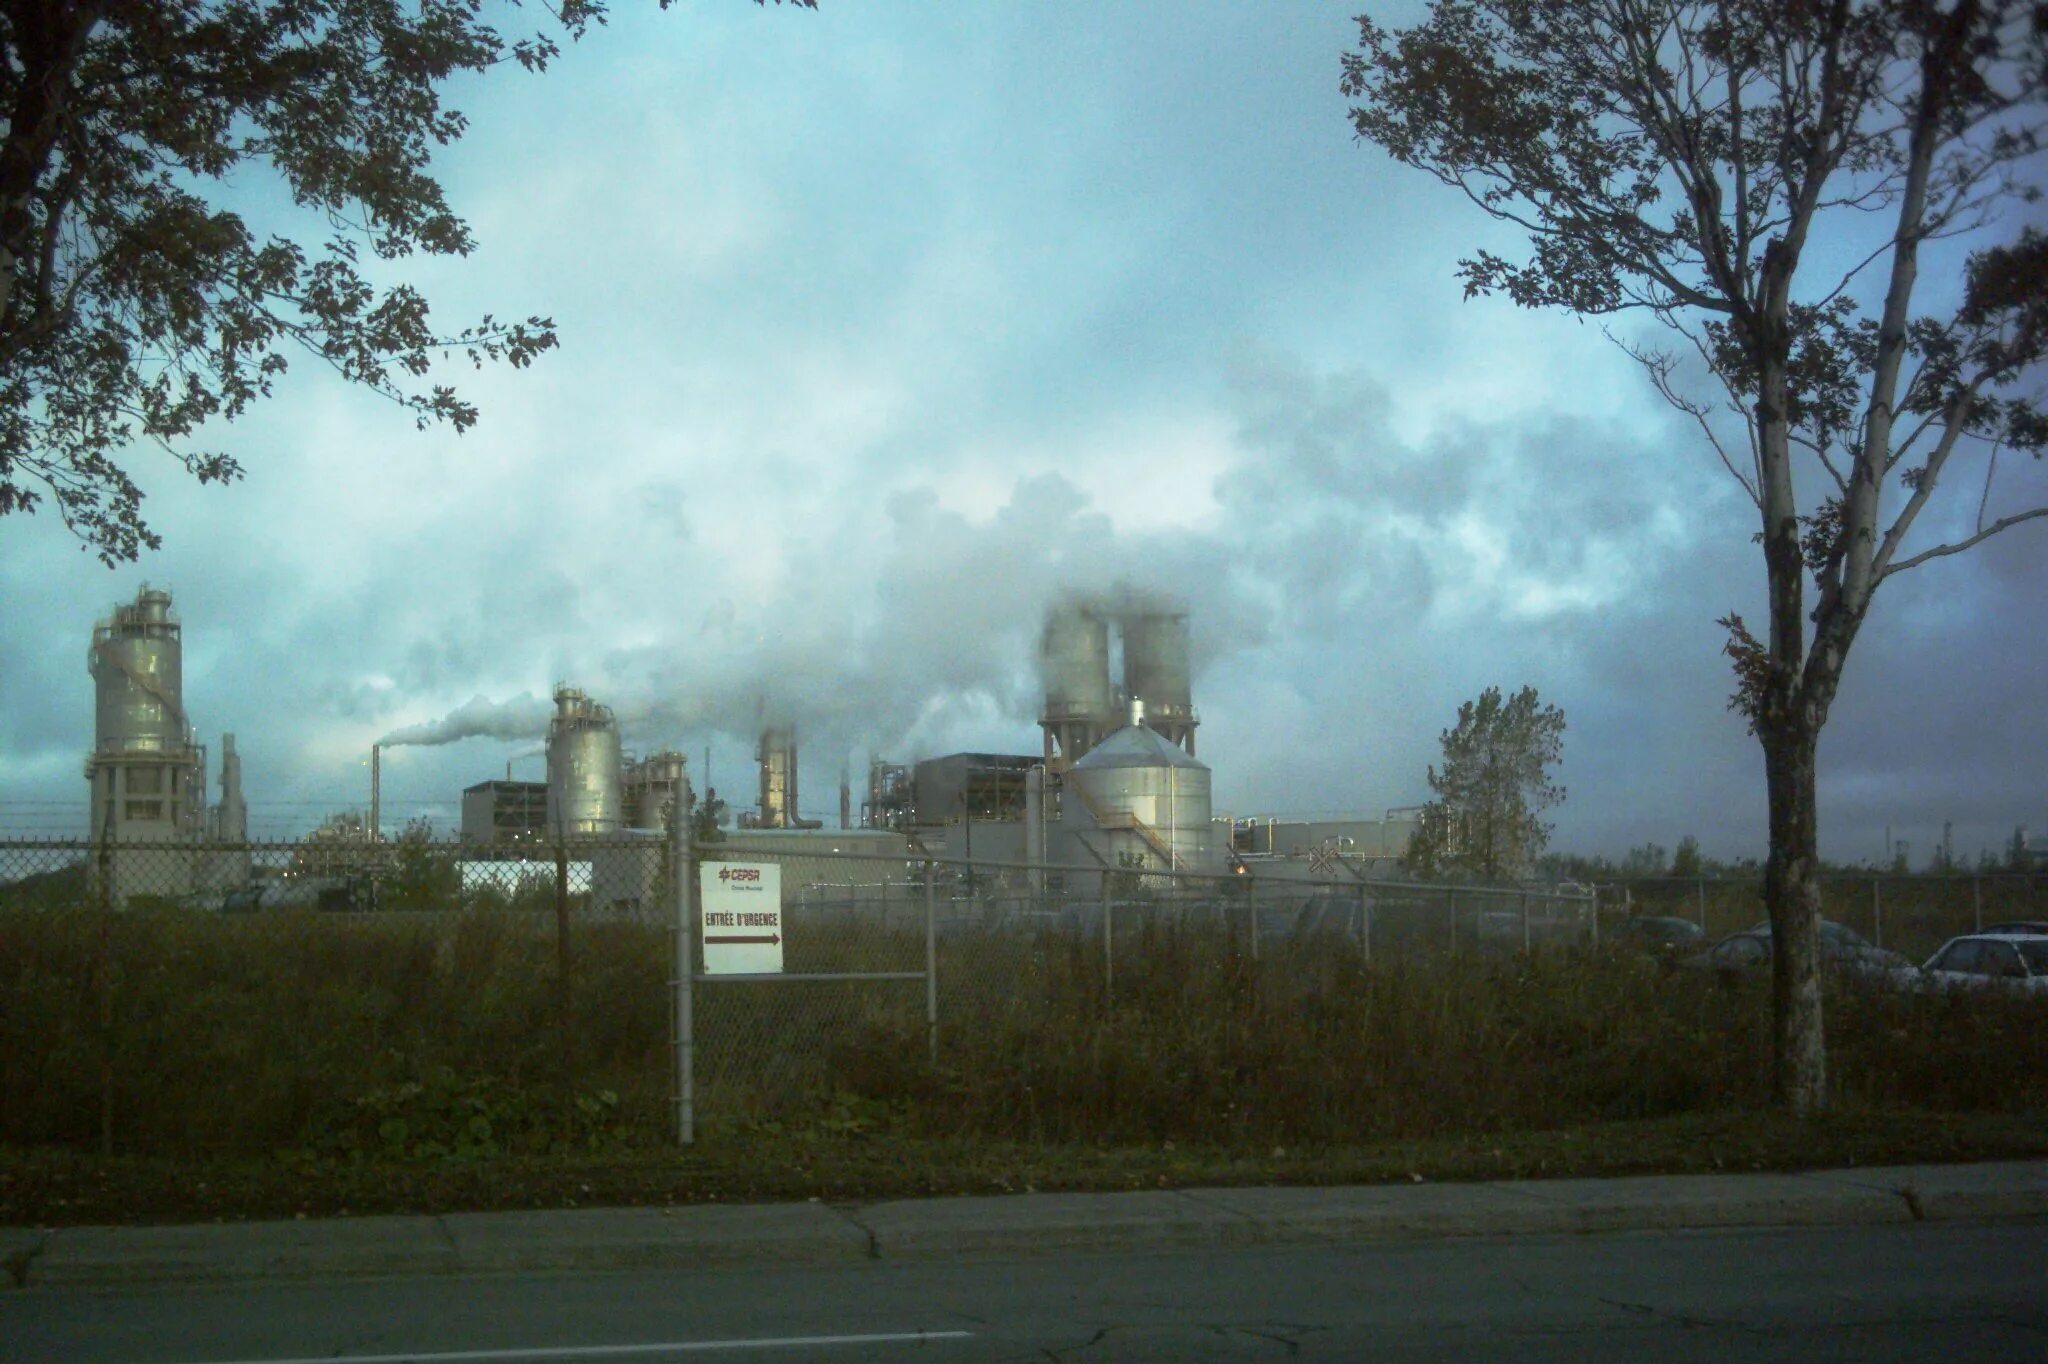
[6,1220,2043,1363]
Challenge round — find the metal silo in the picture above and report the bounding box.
[546,685,623,835]
[89,585,188,755]
[624,750,688,831]
[1038,600,1116,766]
[1068,714,1216,874]
[1121,609,1198,754]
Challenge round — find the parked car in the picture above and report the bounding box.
[1681,920,1911,980]
[1980,920,2048,937]
[1610,916,1706,954]
[1915,934,2048,995]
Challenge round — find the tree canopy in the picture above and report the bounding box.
[0,0,811,564]
[1406,684,1566,882]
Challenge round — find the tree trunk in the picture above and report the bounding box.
[1761,720,1826,1113]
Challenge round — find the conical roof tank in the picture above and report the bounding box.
[1069,714,1215,872]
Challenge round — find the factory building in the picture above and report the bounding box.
[461,780,548,845]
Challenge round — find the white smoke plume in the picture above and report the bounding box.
[377,693,553,748]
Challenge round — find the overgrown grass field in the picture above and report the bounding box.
[5,907,2044,1167]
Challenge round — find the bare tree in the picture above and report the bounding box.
[1343,0,2045,1111]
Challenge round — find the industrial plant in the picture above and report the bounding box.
[70,585,1418,906]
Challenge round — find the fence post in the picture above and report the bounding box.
[1972,876,1983,932]
[923,858,938,1064]
[1247,883,1260,962]
[1872,877,1883,951]
[673,815,696,1146]
[554,832,573,1098]
[1103,895,1116,1003]
[1357,883,1371,964]
[924,858,938,1064]
[96,803,114,1157]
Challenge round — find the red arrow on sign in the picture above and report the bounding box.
[706,933,781,945]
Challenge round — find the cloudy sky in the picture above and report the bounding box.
[2,1,2043,864]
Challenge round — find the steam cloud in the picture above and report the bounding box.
[377,693,552,748]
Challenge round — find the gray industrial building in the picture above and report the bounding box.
[460,780,548,845]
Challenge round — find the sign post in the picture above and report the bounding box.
[701,861,784,975]
[673,817,695,1147]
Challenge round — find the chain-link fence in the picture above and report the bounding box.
[1597,873,2047,961]
[68,834,2048,1152]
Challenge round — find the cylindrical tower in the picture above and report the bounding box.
[624,750,688,831]
[84,585,204,900]
[1121,610,1198,754]
[1038,600,1116,767]
[90,585,188,755]
[546,685,624,835]
[1068,719,1216,874]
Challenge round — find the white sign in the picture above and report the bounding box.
[700,861,783,974]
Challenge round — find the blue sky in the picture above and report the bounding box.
[1,1,2043,864]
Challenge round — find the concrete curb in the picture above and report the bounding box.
[6,1161,2043,1290]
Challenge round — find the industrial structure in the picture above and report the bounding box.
[63,585,1420,908]
[623,750,688,832]
[740,724,821,829]
[1038,598,1198,767]
[83,585,251,902]
[460,779,548,845]
[545,685,624,835]
[864,593,1227,883]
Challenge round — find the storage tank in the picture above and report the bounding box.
[88,585,189,754]
[625,750,688,831]
[1068,713,1216,873]
[1038,600,1116,765]
[1121,609,1197,754]
[546,686,623,835]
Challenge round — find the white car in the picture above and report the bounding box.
[1917,934,2048,995]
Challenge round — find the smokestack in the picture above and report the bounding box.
[218,734,246,842]
[839,762,851,830]
[370,743,381,843]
